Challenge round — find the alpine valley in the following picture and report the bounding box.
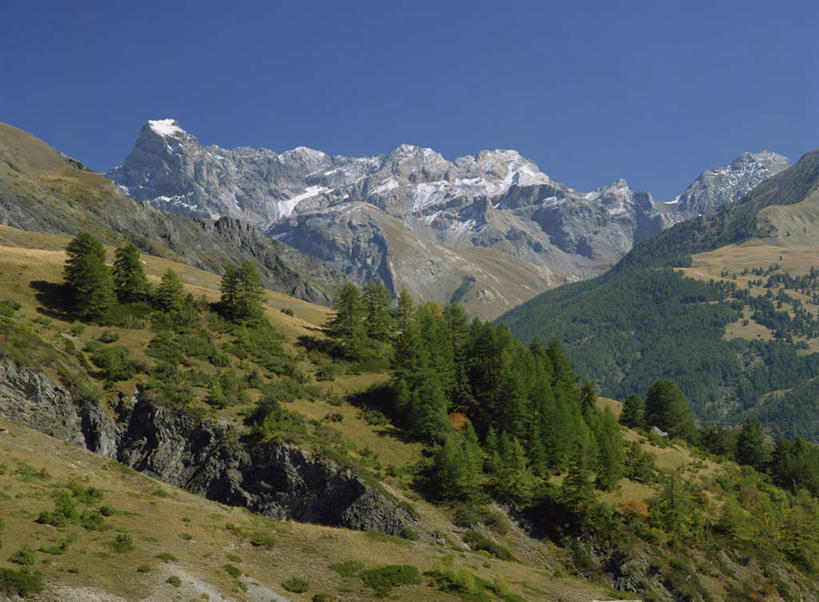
[1,119,819,602]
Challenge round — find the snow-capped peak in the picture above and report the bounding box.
[148,119,185,138]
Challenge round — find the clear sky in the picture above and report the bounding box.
[1,0,816,199]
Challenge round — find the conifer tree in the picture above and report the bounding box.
[394,289,415,333]
[428,432,483,502]
[112,243,149,303]
[154,269,185,314]
[620,393,645,428]
[595,407,625,490]
[644,379,697,441]
[362,281,394,342]
[736,417,770,471]
[560,442,595,514]
[220,261,265,321]
[325,281,368,359]
[63,232,115,320]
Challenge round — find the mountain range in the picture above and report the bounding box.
[107,119,789,317]
[499,147,819,440]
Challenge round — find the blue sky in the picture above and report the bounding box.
[1,0,816,199]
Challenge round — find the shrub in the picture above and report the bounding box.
[80,510,106,530]
[90,345,137,381]
[329,559,364,578]
[154,552,177,563]
[360,565,421,597]
[8,546,36,566]
[0,568,43,596]
[98,330,120,343]
[179,532,192,541]
[281,577,310,593]
[0,299,21,317]
[312,594,337,602]
[402,527,419,541]
[249,533,276,549]
[110,533,134,553]
[166,575,181,587]
[462,531,515,561]
[136,564,151,573]
[223,563,241,578]
[67,481,104,504]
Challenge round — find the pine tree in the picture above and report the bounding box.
[63,232,115,320]
[154,269,185,314]
[620,393,645,428]
[735,417,770,471]
[595,407,625,490]
[362,281,394,342]
[112,243,149,303]
[219,261,265,321]
[325,281,368,359]
[394,289,415,333]
[560,442,595,514]
[644,379,697,441]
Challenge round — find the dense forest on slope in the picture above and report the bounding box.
[500,149,819,440]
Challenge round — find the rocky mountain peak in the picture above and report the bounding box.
[107,120,789,316]
[146,118,187,139]
[674,150,790,216]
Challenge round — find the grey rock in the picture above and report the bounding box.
[665,150,790,217]
[0,357,416,536]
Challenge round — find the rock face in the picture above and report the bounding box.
[0,357,415,535]
[663,150,790,218]
[109,119,789,316]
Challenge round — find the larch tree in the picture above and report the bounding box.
[112,243,150,302]
[63,232,115,321]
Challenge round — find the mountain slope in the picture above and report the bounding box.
[108,119,788,317]
[2,227,818,601]
[499,148,819,439]
[0,122,344,305]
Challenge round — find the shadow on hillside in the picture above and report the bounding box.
[30,280,72,319]
[345,384,416,444]
[296,334,335,355]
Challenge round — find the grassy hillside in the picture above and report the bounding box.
[1,225,819,600]
[499,148,819,440]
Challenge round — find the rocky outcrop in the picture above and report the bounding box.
[0,357,415,535]
[663,150,790,218]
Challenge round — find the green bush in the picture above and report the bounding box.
[110,533,134,553]
[312,594,337,602]
[360,565,421,597]
[67,480,104,504]
[223,563,241,578]
[0,299,21,317]
[249,533,276,548]
[98,329,120,343]
[90,345,137,381]
[0,567,43,596]
[79,510,105,531]
[328,559,364,578]
[154,552,177,563]
[462,530,515,561]
[281,577,310,593]
[8,546,36,566]
[166,575,181,587]
[136,564,151,573]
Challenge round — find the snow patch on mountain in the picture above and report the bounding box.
[148,119,184,138]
